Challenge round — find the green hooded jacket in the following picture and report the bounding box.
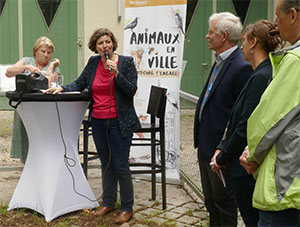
[247,41,300,211]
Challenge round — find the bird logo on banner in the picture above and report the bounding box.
[175,12,184,35]
[124,17,140,31]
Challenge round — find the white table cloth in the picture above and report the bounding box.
[8,99,99,222]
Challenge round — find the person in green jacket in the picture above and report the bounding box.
[210,20,282,227]
[240,0,300,226]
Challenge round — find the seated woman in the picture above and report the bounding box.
[6,36,60,164]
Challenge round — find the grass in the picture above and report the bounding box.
[163,219,177,226]
[0,204,160,226]
[0,114,13,138]
[0,202,209,226]
[184,208,194,216]
[180,97,196,109]
[0,96,13,110]
[1,203,189,226]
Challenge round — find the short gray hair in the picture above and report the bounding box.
[209,12,242,44]
[280,0,300,13]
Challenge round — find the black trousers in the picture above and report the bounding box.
[198,151,237,226]
[231,175,259,226]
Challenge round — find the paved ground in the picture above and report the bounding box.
[0,110,210,226]
[0,167,209,226]
[0,109,245,226]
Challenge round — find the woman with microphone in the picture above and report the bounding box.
[45,28,140,224]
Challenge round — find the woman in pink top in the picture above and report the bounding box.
[46,28,140,224]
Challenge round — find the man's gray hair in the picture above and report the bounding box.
[209,12,242,44]
[280,0,300,13]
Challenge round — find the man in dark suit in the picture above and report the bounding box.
[193,12,252,226]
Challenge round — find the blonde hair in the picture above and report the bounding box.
[33,36,55,57]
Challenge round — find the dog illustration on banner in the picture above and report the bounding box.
[130,47,145,69]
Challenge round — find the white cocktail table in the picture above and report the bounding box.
[6,91,99,222]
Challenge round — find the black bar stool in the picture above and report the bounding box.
[78,85,167,209]
[78,112,97,177]
[130,85,167,209]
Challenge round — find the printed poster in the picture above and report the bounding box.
[124,0,187,182]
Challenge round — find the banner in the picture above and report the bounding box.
[124,0,187,182]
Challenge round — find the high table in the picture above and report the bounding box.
[6,91,99,222]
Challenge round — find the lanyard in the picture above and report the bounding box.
[199,64,221,120]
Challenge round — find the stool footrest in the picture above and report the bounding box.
[130,163,163,174]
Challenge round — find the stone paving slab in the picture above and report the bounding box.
[0,168,211,226]
[0,110,246,226]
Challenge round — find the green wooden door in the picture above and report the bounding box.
[181,0,269,98]
[218,0,268,25]
[22,0,78,84]
[0,0,19,63]
[181,0,212,97]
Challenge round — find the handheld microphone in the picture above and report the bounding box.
[104,51,111,72]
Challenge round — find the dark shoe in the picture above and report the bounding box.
[93,206,114,216]
[116,211,133,224]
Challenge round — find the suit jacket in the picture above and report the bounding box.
[62,55,141,138]
[194,48,252,159]
[216,59,272,177]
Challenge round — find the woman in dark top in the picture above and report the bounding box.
[210,20,282,226]
[45,28,140,224]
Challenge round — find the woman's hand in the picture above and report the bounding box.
[106,59,119,77]
[51,58,60,68]
[43,86,64,95]
[6,59,41,77]
[239,149,260,174]
[26,65,41,74]
[210,149,221,173]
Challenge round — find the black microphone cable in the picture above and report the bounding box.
[100,50,113,200]
[52,53,114,203]
[53,94,101,202]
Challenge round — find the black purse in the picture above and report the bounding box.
[15,72,48,93]
[7,72,48,109]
